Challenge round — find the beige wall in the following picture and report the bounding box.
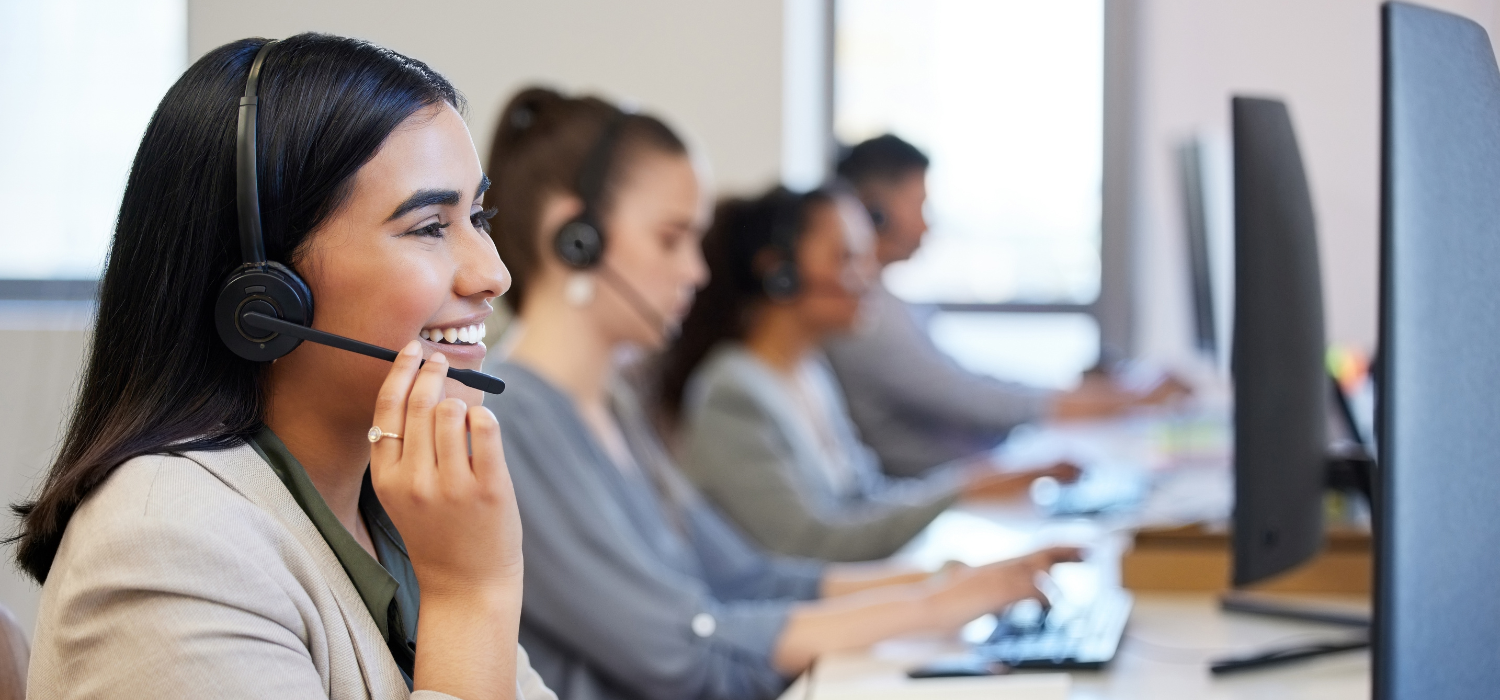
[0,307,92,636]
[1128,0,1500,363]
[188,0,787,196]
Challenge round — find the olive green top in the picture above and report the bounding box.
[248,427,420,685]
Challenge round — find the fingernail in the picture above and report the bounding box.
[401,340,421,356]
[430,351,447,365]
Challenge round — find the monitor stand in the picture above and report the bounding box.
[1210,593,1369,674]
[1219,591,1370,627]
[1209,452,1375,674]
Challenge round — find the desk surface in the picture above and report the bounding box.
[783,412,1370,699]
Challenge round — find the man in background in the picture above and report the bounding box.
[825,134,1177,478]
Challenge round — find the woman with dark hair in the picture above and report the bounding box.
[481,87,1078,700]
[14,35,550,699]
[660,187,1077,563]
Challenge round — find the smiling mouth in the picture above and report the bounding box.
[420,322,486,346]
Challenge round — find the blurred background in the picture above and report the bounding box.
[2,0,1499,634]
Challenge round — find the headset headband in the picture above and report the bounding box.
[575,111,629,212]
[236,40,278,265]
[768,188,807,254]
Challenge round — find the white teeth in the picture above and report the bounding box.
[479,322,487,340]
[422,324,487,345]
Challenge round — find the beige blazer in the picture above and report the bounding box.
[28,443,555,700]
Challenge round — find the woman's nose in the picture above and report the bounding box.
[458,229,511,301]
[686,246,710,289]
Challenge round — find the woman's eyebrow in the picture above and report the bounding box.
[386,189,461,222]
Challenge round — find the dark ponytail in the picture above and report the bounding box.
[10,34,461,584]
[485,87,687,313]
[656,185,836,422]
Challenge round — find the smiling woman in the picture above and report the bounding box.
[12,35,551,700]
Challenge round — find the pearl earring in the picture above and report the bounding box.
[564,272,595,307]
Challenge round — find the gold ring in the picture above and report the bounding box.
[367,426,402,443]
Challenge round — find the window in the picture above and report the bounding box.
[835,0,1104,387]
[0,0,186,282]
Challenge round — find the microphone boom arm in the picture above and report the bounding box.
[241,312,505,394]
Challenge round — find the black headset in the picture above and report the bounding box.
[213,40,312,363]
[213,40,504,393]
[761,190,806,301]
[552,112,628,270]
[541,108,675,333]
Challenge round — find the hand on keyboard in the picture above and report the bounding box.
[926,547,1083,629]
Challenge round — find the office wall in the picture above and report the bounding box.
[1128,0,1500,364]
[0,307,92,636]
[189,0,787,195]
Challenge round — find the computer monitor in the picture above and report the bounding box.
[1178,133,1234,371]
[1229,96,1328,588]
[1378,2,1500,697]
[1180,140,1218,359]
[1204,95,1373,676]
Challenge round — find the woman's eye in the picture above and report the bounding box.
[471,206,498,234]
[411,221,449,238]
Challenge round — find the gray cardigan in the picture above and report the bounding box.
[28,443,551,700]
[824,282,1051,477]
[486,362,824,700]
[679,344,962,562]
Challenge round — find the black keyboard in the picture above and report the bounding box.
[976,588,1133,670]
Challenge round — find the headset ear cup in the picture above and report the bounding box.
[265,261,313,313]
[214,262,313,362]
[554,216,606,269]
[762,260,801,300]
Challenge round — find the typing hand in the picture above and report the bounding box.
[961,461,1082,501]
[928,547,1084,627]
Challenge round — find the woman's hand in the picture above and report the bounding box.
[370,340,523,593]
[369,340,522,699]
[1050,371,1192,422]
[926,547,1084,627]
[960,461,1082,501]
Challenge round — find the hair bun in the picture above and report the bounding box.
[508,105,534,130]
[501,87,565,142]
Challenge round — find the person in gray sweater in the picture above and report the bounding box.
[483,88,1079,700]
[661,186,1077,563]
[825,135,1052,477]
[826,135,1186,478]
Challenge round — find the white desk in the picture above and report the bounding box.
[781,412,1370,699]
